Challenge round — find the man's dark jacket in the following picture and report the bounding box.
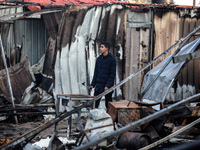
[91,52,116,93]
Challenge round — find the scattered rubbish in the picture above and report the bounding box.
[1,3,200,150]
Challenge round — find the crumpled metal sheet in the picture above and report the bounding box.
[0,56,35,103]
[141,38,200,102]
[83,110,114,147]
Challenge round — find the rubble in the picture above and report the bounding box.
[1,33,200,150]
[1,3,200,150]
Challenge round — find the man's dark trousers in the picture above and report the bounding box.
[94,91,112,109]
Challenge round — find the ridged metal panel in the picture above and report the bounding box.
[0,5,23,21]
[125,9,151,101]
[42,12,63,40]
[14,19,48,65]
[127,9,152,28]
[125,28,150,101]
[153,9,200,102]
[142,38,200,103]
[54,5,125,109]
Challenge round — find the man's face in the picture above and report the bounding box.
[100,44,108,54]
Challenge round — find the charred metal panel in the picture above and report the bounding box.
[42,12,62,40]
[0,56,34,103]
[125,28,150,101]
[125,28,140,100]
[142,38,200,103]
[0,5,23,21]
[43,37,56,76]
[127,9,151,28]
[154,10,179,66]
[54,5,125,111]
[114,6,125,98]
[0,23,14,68]
[154,9,200,102]
[125,10,151,101]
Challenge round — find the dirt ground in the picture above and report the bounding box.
[0,118,70,148]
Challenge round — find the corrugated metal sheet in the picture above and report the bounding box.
[0,0,129,11]
[0,5,23,21]
[127,9,152,28]
[14,19,48,65]
[53,5,125,111]
[41,5,200,105]
[141,38,200,103]
[1,19,48,67]
[42,12,63,40]
[125,10,151,101]
[154,9,200,102]
[125,27,150,100]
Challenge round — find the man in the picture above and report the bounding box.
[89,41,116,109]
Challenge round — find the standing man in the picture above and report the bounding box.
[89,41,116,109]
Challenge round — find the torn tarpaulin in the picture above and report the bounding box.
[0,56,35,103]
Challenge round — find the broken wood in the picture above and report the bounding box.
[74,93,200,150]
[0,34,18,124]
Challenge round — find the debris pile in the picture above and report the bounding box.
[1,11,200,150]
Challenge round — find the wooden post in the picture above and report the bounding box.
[0,34,18,124]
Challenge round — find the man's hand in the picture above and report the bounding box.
[89,86,93,91]
[104,87,109,91]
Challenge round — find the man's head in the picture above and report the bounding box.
[100,41,110,56]
[101,41,110,50]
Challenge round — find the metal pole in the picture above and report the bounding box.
[74,93,200,150]
[0,34,18,124]
[139,118,200,150]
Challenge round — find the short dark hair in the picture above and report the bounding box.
[101,41,110,50]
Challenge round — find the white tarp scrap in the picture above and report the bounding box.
[141,38,200,103]
[83,109,114,147]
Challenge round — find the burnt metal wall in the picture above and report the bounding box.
[42,5,200,104]
[154,9,200,102]
[125,7,200,102]
[42,12,63,40]
[125,9,152,101]
[53,5,125,105]
[1,18,48,68]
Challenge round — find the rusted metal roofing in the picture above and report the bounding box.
[1,0,200,12]
[0,0,126,11]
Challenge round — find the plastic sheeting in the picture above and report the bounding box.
[141,38,200,102]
